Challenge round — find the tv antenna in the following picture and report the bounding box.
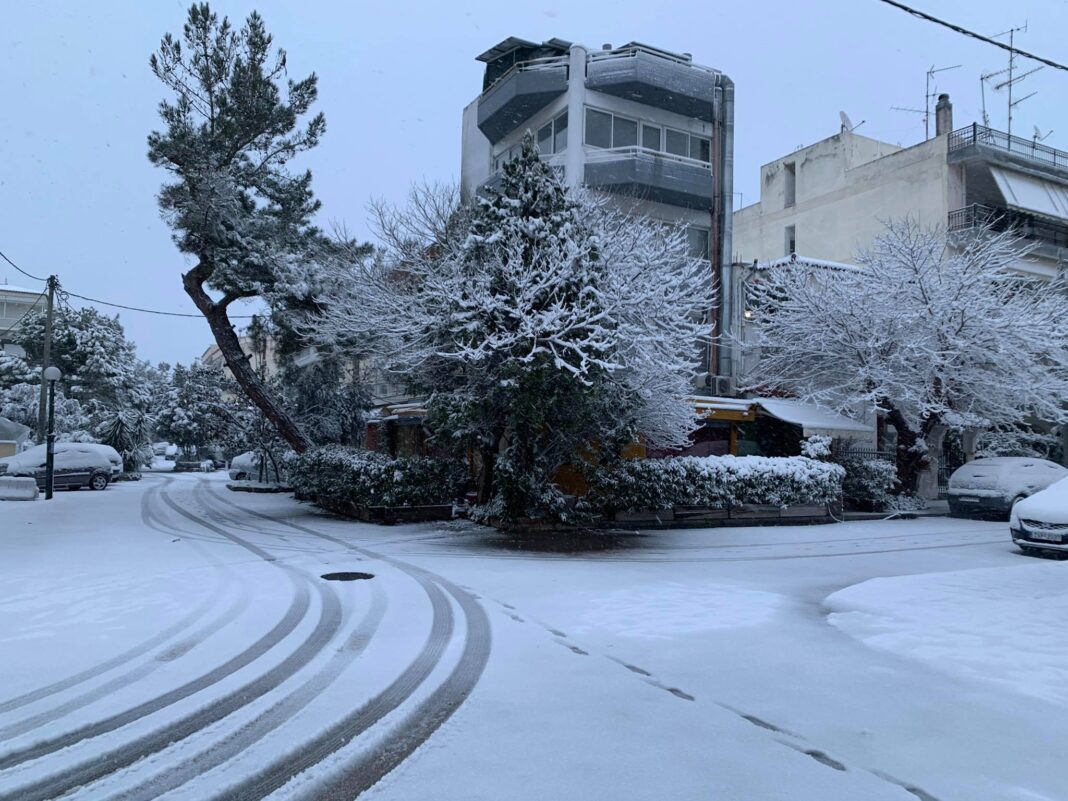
[989,23,1035,138]
[839,111,866,133]
[925,64,961,139]
[979,66,1009,127]
[1033,125,1053,144]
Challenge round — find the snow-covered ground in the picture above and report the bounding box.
[0,475,1063,800]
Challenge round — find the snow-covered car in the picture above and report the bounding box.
[0,444,112,491]
[228,450,284,482]
[947,457,1067,519]
[0,442,121,477]
[1010,477,1068,556]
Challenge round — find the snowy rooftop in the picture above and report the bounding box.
[0,282,45,296]
[751,254,860,272]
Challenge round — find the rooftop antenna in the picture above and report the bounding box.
[890,104,927,135]
[925,64,961,140]
[1033,125,1053,144]
[989,23,1030,138]
[839,111,866,133]
[979,66,1009,127]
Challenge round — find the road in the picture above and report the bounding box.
[0,473,1060,801]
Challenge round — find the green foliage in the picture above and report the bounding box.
[290,445,466,508]
[584,455,845,514]
[154,362,234,450]
[830,441,899,511]
[98,409,155,473]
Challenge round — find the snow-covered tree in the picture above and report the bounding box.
[98,409,155,474]
[0,352,35,391]
[742,219,1068,492]
[155,362,234,451]
[148,3,328,452]
[0,383,92,442]
[307,136,713,522]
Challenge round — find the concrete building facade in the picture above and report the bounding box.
[461,37,736,388]
[0,281,46,357]
[733,95,1068,280]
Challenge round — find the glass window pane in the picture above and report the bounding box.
[537,123,553,155]
[665,129,688,157]
[686,227,710,259]
[691,136,711,162]
[585,109,612,148]
[553,111,568,152]
[642,124,661,150]
[613,117,637,148]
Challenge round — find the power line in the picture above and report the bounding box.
[60,288,256,319]
[0,248,48,283]
[877,0,1068,73]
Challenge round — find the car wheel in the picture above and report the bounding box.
[89,473,109,491]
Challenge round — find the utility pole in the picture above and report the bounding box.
[36,275,57,445]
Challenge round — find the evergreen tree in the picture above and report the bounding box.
[98,409,155,474]
[148,3,327,452]
[155,362,234,452]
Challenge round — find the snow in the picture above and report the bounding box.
[2,478,1066,800]
[1011,477,1068,524]
[0,443,113,474]
[826,562,1068,706]
[948,457,1067,500]
[0,476,37,500]
[755,397,873,435]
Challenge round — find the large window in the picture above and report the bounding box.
[585,109,613,148]
[686,227,710,260]
[536,111,568,157]
[665,128,689,157]
[641,123,661,151]
[612,116,638,148]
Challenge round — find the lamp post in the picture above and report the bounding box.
[43,365,62,500]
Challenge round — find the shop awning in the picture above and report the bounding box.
[754,399,873,437]
[989,166,1068,219]
[688,395,757,422]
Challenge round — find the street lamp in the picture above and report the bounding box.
[43,365,62,500]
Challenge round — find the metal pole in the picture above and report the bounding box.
[45,379,56,500]
[36,276,56,444]
[1007,29,1014,141]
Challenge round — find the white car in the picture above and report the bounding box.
[0,444,113,491]
[228,450,283,482]
[0,442,121,478]
[1010,477,1068,556]
[947,457,1067,519]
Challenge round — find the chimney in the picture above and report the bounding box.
[601,43,612,51]
[935,93,953,137]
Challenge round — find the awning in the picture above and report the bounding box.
[989,166,1068,219]
[688,395,757,422]
[754,399,873,437]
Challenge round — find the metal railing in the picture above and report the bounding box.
[588,43,718,75]
[948,123,1068,171]
[948,203,1068,250]
[584,145,712,171]
[481,54,569,98]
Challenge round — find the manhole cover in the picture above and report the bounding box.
[321,571,375,582]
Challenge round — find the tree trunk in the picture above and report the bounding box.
[183,266,312,454]
[883,404,928,495]
[476,446,496,505]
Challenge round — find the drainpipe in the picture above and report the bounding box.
[564,44,588,190]
[715,76,735,385]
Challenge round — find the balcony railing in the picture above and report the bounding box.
[949,203,1068,251]
[480,54,569,98]
[948,124,1068,171]
[587,43,718,75]
[584,145,712,171]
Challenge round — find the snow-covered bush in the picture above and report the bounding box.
[290,446,466,509]
[585,455,844,514]
[830,441,898,511]
[801,435,832,459]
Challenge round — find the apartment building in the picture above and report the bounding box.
[0,281,46,357]
[733,94,1068,279]
[460,37,736,389]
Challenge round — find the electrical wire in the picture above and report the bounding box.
[877,0,1068,73]
[0,248,48,283]
[60,289,256,319]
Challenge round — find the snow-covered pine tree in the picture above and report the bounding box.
[155,362,234,453]
[308,135,713,523]
[742,219,1068,493]
[148,4,327,452]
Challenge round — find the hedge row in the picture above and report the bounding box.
[290,446,467,509]
[585,455,845,513]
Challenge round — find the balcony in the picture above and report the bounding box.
[948,124,1068,175]
[586,45,719,122]
[476,56,568,144]
[584,147,713,209]
[949,203,1068,253]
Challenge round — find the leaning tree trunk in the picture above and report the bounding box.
[183,265,312,454]
[883,404,928,496]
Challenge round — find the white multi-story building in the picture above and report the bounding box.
[0,281,46,357]
[460,37,736,390]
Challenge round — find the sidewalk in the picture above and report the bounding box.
[842,499,950,522]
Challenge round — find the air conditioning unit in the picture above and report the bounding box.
[709,375,735,397]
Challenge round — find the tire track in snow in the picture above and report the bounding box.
[204,487,491,800]
[0,485,339,801]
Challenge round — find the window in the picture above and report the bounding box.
[613,116,638,148]
[642,124,661,151]
[686,227,710,260]
[690,136,711,163]
[537,123,553,155]
[784,161,796,207]
[585,109,613,148]
[553,111,568,152]
[785,225,796,256]
[665,128,689,157]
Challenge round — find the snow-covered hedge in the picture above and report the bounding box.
[585,455,845,513]
[290,446,466,509]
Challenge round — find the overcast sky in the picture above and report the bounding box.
[3,0,1066,365]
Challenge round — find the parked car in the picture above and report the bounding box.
[228,450,284,482]
[947,457,1068,519]
[1010,477,1068,556]
[0,444,112,491]
[0,442,120,477]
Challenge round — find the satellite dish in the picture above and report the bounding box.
[840,111,854,132]
[1033,125,1053,142]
